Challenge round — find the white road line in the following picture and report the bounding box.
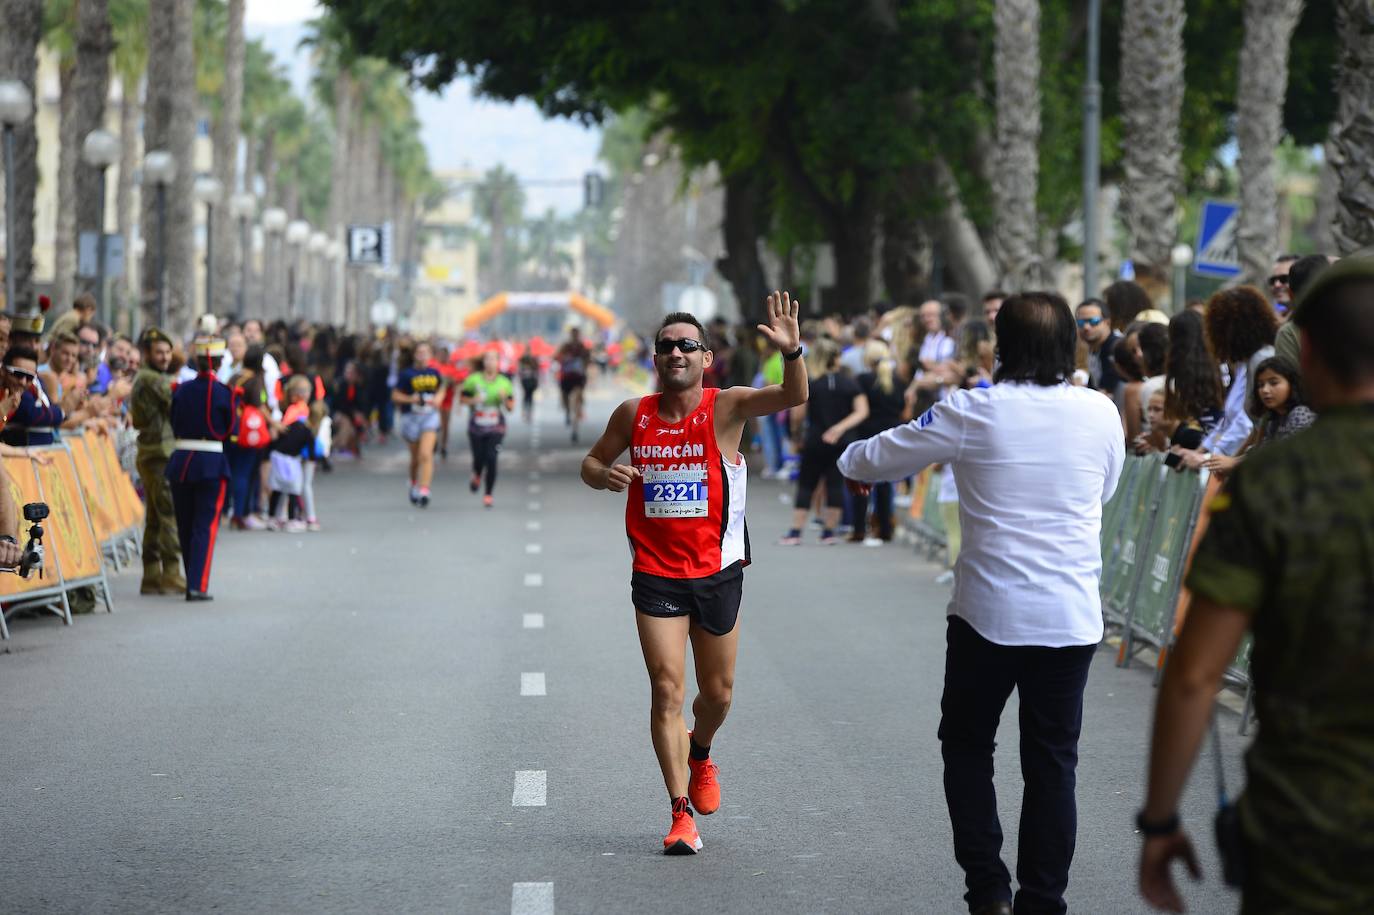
[523,613,545,629]
[528,501,542,511]
[520,672,546,696]
[511,882,554,915]
[524,573,543,587]
[530,471,541,481]
[526,520,542,532]
[526,543,542,555]
[528,484,542,494]
[513,770,547,806]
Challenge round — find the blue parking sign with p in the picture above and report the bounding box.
[1194,201,1241,279]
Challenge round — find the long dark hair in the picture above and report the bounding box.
[1164,310,1223,423]
[993,292,1076,386]
[1250,356,1306,414]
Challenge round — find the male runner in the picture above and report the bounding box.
[582,292,807,855]
[556,327,592,443]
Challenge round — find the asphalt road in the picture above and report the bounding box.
[1,383,1248,914]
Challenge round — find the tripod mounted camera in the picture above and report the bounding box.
[0,502,49,580]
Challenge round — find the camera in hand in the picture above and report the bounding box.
[16,501,48,579]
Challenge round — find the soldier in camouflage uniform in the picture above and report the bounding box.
[129,328,184,595]
[1139,257,1374,914]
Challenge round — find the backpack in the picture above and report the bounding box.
[237,401,271,449]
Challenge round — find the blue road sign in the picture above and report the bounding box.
[1194,200,1240,279]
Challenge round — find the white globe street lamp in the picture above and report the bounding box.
[285,220,310,316]
[260,207,288,319]
[143,150,178,329]
[229,193,257,316]
[1170,243,1194,313]
[81,129,120,323]
[1,80,35,315]
[193,176,223,317]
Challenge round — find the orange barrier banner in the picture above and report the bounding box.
[36,450,103,583]
[0,455,60,596]
[909,468,931,519]
[68,438,121,544]
[86,431,143,530]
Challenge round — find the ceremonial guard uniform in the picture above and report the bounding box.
[167,338,234,601]
[129,327,184,595]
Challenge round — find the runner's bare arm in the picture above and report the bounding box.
[719,291,808,422]
[581,398,641,492]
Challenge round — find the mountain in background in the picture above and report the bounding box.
[246,22,602,217]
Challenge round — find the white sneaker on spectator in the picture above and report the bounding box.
[894,494,913,507]
[266,518,283,532]
[306,519,321,532]
[934,569,955,585]
[283,519,307,533]
[241,515,267,531]
[863,537,885,547]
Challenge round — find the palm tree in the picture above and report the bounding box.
[524,208,574,290]
[0,0,42,310]
[110,0,147,310]
[45,0,79,312]
[1236,0,1305,285]
[140,0,196,333]
[992,0,1045,290]
[1332,0,1374,254]
[1119,0,1186,282]
[72,0,115,302]
[473,165,525,297]
[209,0,244,318]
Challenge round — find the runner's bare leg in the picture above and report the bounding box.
[688,620,740,748]
[637,611,692,798]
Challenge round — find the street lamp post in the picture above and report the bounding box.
[142,150,177,331]
[285,219,309,318]
[230,193,256,318]
[193,175,223,319]
[260,207,287,319]
[81,129,120,326]
[308,231,328,321]
[325,240,343,326]
[1170,244,1193,314]
[0,79,35,314]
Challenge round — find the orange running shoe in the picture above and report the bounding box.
[663,797,702,855]
[687,734,721,815]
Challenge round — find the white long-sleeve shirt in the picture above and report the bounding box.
[838,382,1125,647]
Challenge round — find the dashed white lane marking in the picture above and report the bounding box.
[511,882,554,915]
[524,573,543,587]
[512,770,547,806]
[528,484,542,494]
[526,543,542,555]
[520,672,546,696]
[526,520,542,532]
[530,471,541,481]
[528,501,542,511]
[523,613,545,629]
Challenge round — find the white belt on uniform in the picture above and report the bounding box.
[174,439,223,453]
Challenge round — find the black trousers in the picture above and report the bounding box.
[939,616,1096,915]
[469,431,504,495]
[793,442,845,510]
[850,480,895,539]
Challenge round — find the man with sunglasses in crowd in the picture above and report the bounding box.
[0,345,67,447]
[1075,298,1123,397]
[581,292,807,856]
[1268,253,1299,313]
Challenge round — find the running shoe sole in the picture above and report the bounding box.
[418,496,430,508]
[663,836,703,855]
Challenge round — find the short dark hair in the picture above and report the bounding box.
[1287,254,1331,299]
[1076,297,1106,313]
[1102,280,1151,329]
[993,292,1077,386]
[4,345,39,365]
[982,289,1008,303]
[1293,269,1374,386]
[658,312,710,350]
[941,292,970,323]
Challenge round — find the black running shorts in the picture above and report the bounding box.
[631,565,744,636]
[559,373,587,396]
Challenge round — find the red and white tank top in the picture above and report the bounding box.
[626,387,749,579]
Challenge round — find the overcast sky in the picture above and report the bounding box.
[245,0,602,216]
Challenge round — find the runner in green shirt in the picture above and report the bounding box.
[461,351,516,508]
[1138,258,1374,914]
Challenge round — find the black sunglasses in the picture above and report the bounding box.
[5,367,35,383]
[655,337,705,356]
[1267,274,1290,287]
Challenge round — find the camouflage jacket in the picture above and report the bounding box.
[129,366,174,460]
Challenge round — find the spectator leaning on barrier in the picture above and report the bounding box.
[129,327,185,596]
[1247,356,1315,448]
[839,292,1125,915]
[1139,257,1374,915]
[1,345,66,447]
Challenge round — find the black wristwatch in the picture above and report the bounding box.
[1135,810,1180,836]
[783,346,804,362]
[0,535,16,546]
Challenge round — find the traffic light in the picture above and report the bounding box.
[583,172,604,209]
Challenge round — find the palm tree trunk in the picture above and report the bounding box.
[73,0,114,301]
[1236,0,1305,285]
[1332,0,1374,254]
[54,61,79,312]
[993,0,1045,290]
[116,71,139,306]
[210,0,245,318]
[140,0,197,334]
[1119,0,1186,276]
[0,0,42,311]
[1311,123,1338,253]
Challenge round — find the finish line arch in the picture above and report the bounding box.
[462,292,616,331]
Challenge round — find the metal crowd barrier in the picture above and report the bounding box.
[898,468,948,562]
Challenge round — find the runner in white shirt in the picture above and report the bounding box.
[839,292,1125,915]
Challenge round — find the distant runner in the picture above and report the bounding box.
[517,350,541,423]
[557,327,592,443]
[392,340,445,508]
[581,292,807,855]
[461,351,516,509]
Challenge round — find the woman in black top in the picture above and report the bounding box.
[851,340,905,543]
[780,340,868,545]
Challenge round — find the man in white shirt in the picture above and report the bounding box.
[839,292,1125,915]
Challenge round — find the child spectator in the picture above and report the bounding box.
[267,376,321,532]
[1203,356,1315,475]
